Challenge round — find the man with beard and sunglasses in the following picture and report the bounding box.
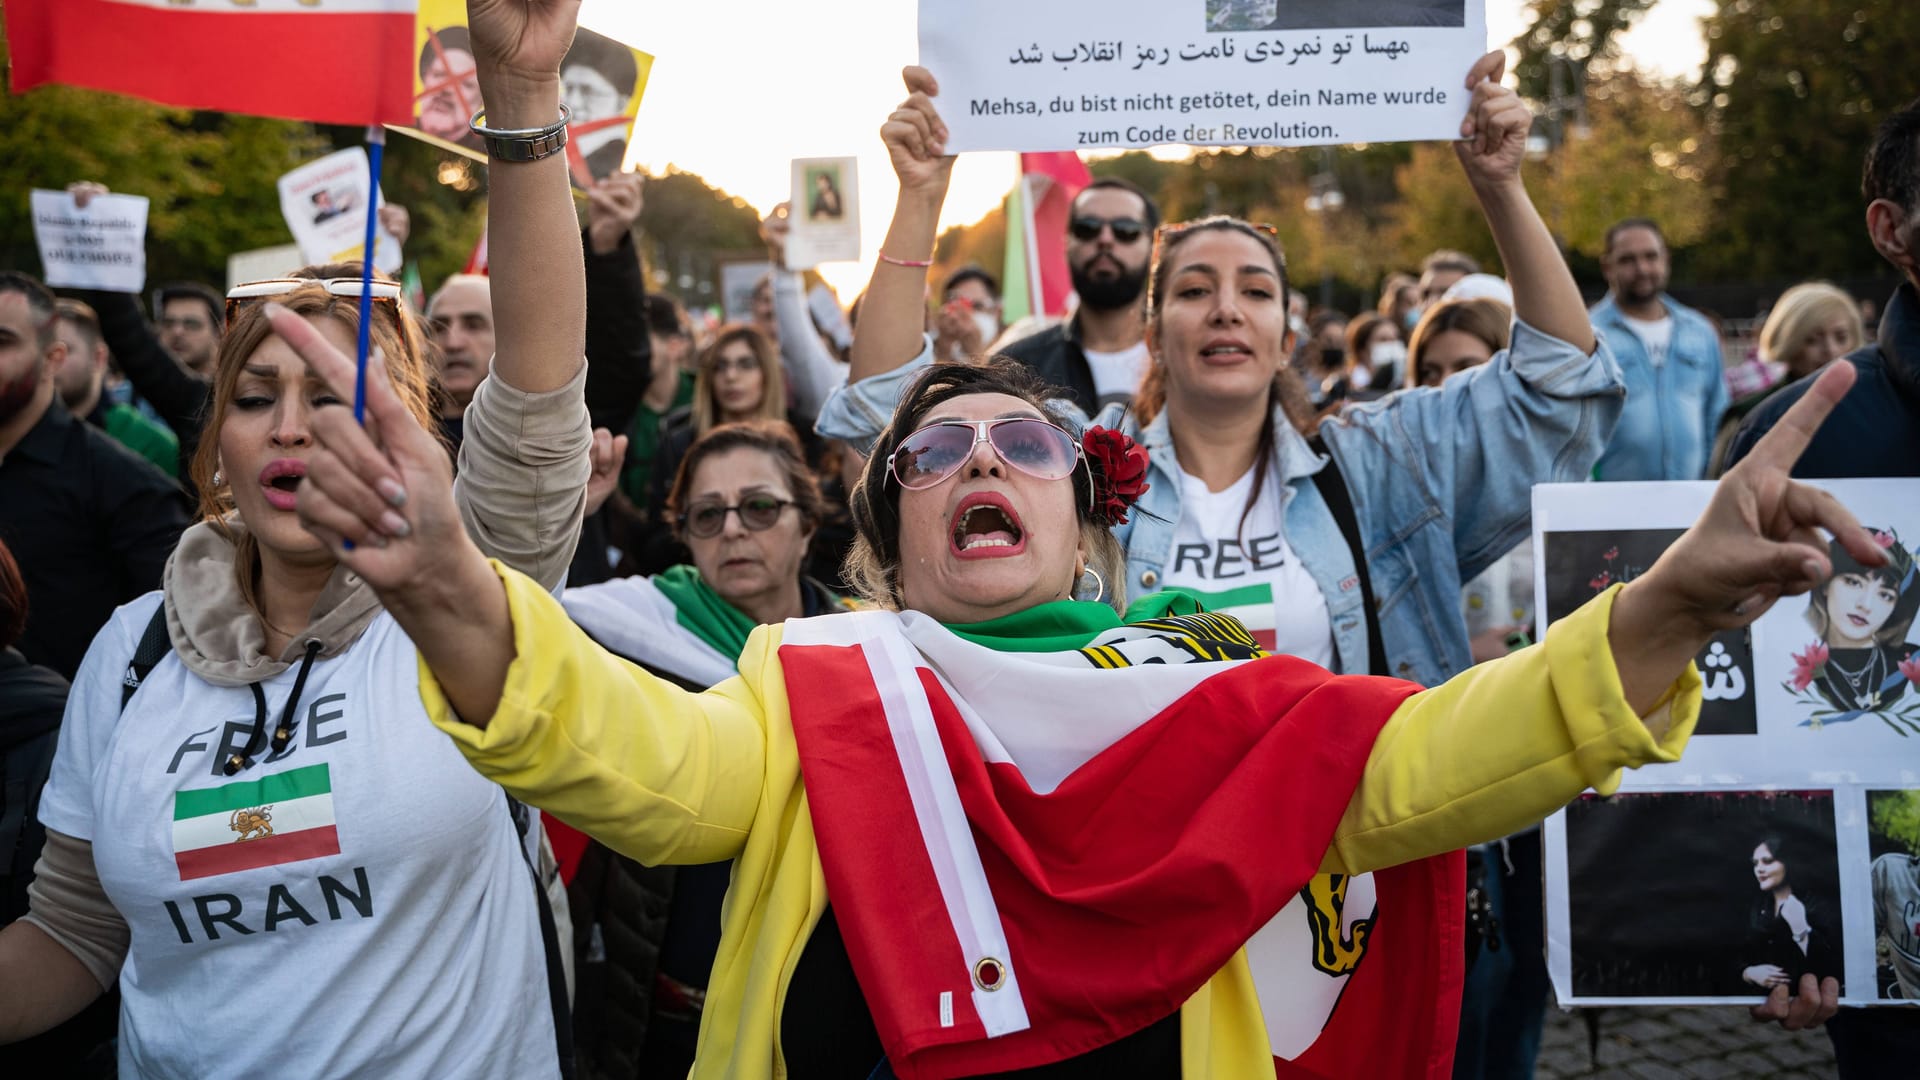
[995,178,1160,415]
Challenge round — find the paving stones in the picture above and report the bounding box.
[1534,1005,1837,1079]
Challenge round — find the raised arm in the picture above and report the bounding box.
[269,309,762,867]
[471,0,586,395]
[848,66,955,384]
[763,205,850,421]
[582,171,652,433]
[1330,364,1878,872]
[1453,51,1595,354]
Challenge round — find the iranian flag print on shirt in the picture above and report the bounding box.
[4,0,417,125]
[172,763,342,881]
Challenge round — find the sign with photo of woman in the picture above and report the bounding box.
[1560,790,1845,1001]
[1536,478,1920,1008]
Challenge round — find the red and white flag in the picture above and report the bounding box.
[5,0,417,126]
[780,609,1465,1080]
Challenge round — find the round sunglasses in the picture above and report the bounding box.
[889,418,1083,491]
[679,495,795,538]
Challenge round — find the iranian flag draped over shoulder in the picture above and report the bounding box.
[5,0,416,126]
[779,598,1466,1079]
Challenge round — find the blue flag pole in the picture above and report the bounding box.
[355,126,387,425]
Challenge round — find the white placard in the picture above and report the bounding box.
[31,189,150,293]
[1533,480,1920,1009]
[276,148,401,274]
[225,244,305,292]
[919,0,1486,152]
[785,157,862,270]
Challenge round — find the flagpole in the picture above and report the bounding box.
[354,125,386,425]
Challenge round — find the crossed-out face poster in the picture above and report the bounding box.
[1534,479,1920,1007]
[409,0,653,188]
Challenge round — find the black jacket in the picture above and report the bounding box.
[996,316,1102,418]
[0,398,191,678]
[0,648,66,922]
[72,288,213,487]
[1723,281,1920,477]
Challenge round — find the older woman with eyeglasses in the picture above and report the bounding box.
[560,419,855,1078]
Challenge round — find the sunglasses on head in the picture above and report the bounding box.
[679,494,794,538]
[226,277,402,324]
[1069,216,1147,245]
[889,418,1083,491]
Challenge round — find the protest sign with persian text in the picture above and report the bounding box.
[919,0,1486,152]
[32,189,150,293]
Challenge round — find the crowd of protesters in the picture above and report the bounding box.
[1,4,1916,1077]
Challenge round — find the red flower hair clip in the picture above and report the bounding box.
[1082,426,1150,526]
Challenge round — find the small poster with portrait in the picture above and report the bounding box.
[409,0,654,189]
[1536,478,1920,1008]
[784,157,862,270]
[276,148,402,274]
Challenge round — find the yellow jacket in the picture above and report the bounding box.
[422,566,1699,1079]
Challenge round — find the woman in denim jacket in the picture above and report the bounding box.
[820,52,1623,687]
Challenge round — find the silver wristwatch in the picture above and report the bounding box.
[469,104,572,164]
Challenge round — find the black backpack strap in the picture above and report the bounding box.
[1309,436,1389,677]
[120,603,173,713]
[508,796,578,1080]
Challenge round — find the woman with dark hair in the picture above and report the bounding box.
[1798,530,1919,715]
[810,169,846,222]
[1338,311,1405,398]
[1742,834,1844,994]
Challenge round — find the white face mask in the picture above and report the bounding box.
[1369,340,1408,384]
[972,311,1001,345]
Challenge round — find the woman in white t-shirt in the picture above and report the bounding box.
[0,7,593,1075]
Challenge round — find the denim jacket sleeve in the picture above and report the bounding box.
[1320,318,1624,583]
[814,336,1095,453]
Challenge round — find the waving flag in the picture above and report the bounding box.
[780,609,1464,1079]
[1001,152,1091,324]
[5,0,417,126]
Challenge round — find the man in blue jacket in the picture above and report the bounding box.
[1723,94,1920,1078]
[1589,218,1728,480]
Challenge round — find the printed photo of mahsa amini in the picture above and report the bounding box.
[1207,0,1466,32]
[1565,790,1846,1000]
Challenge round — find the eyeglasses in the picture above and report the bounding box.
[225,277,402,324]
[1069,216,1147,245]
[680,495,794,538]
[890,418,1082,491]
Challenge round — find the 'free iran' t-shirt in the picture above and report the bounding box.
[38,593,559,1080]
[1159,464,1335,667]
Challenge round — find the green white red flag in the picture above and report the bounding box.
[172,763,341,882]
[5,0,417,126]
